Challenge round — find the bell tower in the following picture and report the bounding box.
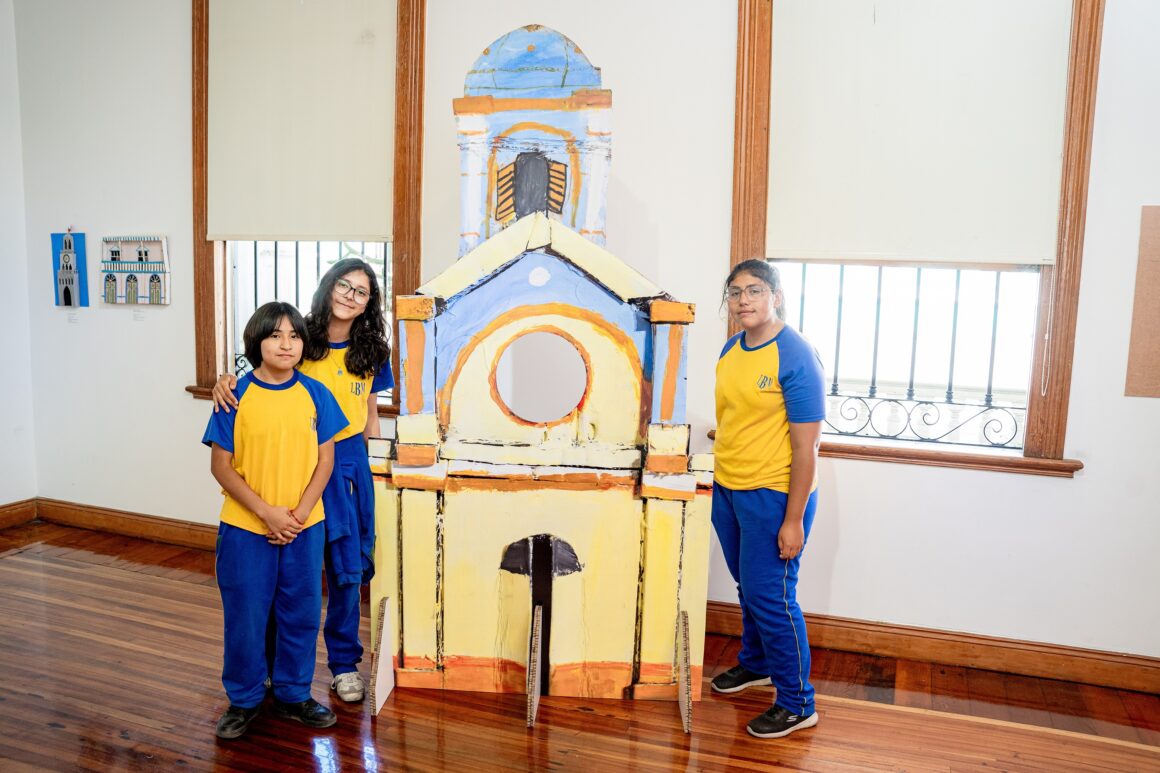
[454,25,612,256]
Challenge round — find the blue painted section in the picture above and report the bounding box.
[420,319,436,414]
[465,26,601,98]
[649,324,689,425]
[457,26,611,256]
[432,251,652,399]
[671,333,688,425]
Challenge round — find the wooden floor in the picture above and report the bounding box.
[1,522,1158,772]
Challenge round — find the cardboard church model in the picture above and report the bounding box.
[370,25,713,720]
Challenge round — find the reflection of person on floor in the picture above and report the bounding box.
[212,259,393,705]
[710,259,826,739]
[203,302,348,739]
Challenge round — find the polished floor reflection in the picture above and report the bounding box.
[0,522,1157,772]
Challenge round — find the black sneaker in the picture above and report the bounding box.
[272,698,337,729]
[215,705,261,740]
[711,664,773,694]
[746,705,819,738]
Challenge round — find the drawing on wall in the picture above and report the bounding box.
[51,229,89,308]
[369,25,713,731]
[101,235,170,305]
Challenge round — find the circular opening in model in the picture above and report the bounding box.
[495,331,588,425]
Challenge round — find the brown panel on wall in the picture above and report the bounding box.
[1125,206,1160,396]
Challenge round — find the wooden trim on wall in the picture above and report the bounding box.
[727,0,772,339]
[389,0,426,415]
[820,442,1083,478]
[34,499,216,551]
[190,0,222,392]
[1024,0,1106,459]
[0,499,37,530]
[706,601,1159,694]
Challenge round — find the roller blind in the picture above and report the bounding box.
[766,1,1072,265]
[208,0,396,241]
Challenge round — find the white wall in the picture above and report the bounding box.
[14,0,220,520]
[8,0,1158,657]
[0,0,36,504]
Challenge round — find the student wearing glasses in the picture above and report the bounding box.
[710,259,826,739]
[212,258,393,704]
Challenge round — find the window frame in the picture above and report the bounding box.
[187,0,426,418]
[729,0,1104,477]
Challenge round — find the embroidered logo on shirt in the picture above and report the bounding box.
[351,382,365,397]
[756,374,774,390]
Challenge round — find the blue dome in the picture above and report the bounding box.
[465,25,601,98]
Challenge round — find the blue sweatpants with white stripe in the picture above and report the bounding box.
[712,484,817,716]
[216,521,324,708]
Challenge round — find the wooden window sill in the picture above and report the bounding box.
[186,385,401,417]
[705,429,1082,478]
[819,441,1083,478]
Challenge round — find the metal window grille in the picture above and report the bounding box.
[771,261,1040,450]
[229,240,393,401]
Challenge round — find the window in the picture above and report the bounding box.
[187,0,425,416]
[227,240,393,402]
[730,0,1103,474]
[777,261,1038,449]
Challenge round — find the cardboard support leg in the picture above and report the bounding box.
[526,604,543,727]
[678,609,692,733]
[369,596,395,714]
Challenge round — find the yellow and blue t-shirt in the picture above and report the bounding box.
[714,325,826,492]
[202,371,348,535]
[298,343,394,443]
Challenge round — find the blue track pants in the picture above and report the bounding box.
[216,521,324,708]
[711,484,818,716]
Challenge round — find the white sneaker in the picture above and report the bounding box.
[331,671,366,702]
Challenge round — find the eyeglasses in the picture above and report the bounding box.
[725,285,769,301]
[334,278,371,305]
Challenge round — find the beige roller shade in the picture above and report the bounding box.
[208,0,396,241]
[766,1,1072,265]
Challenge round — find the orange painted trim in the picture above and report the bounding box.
[645,454,689,474]
[446,476,634,494]
[659,325,685,423]
[534,470,636,485]
[396,295,436,320]
[391,471,446,491]
[548,661,633,699]
[439,302,643,429]
[632,683,677,700]
[403,319,426,415]
[638,662,675,683]
[485,122,582,234]
[396,444,438,466]
[640,484,695,502]
[403,655,437,670]
[395,669,443,689]
[441,655,527,693]
[453,90,612,115]
[633,666,705,701]
[649,300,695,324]
[486,325,592,428]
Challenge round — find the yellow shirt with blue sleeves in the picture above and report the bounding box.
[714,325,826,492]
[298,342,394,443]
[202,370,348,535]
